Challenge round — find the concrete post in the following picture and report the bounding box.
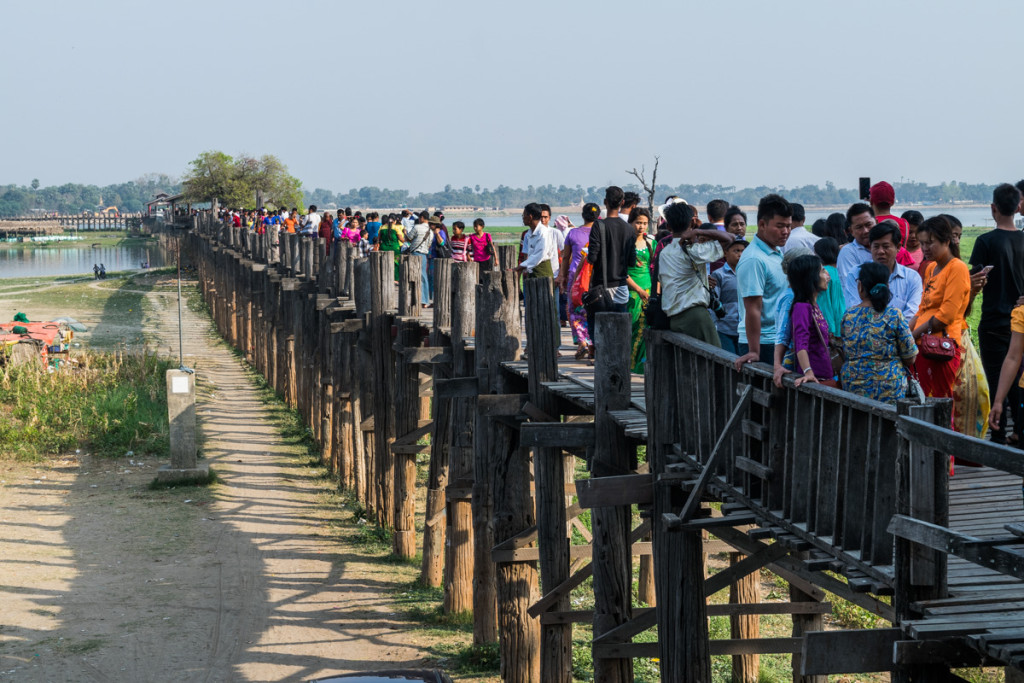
[157,369,208,483]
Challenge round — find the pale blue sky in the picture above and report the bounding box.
[2,0,1021,193]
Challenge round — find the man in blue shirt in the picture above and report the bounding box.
[838,203,876,308]
[869,221,922,321]
[365,212,382,245]
[735,194,792,369]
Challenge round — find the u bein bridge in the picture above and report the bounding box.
[186,212,1024,682]
[0,213,143,238]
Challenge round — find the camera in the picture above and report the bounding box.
[710,292,726,319]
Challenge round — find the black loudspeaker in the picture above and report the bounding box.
[859,177,871,201]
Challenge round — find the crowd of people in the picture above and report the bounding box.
[218,206,498,306]
[218,177,1024,446]
[515,181,1024,446]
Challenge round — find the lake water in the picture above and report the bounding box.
[0,244,170,279]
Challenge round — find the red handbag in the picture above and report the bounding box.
[919,330,956,362]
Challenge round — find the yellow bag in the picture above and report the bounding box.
[953,329,990,438]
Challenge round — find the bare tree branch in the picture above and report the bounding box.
[626,155,660,217]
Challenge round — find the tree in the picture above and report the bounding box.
[181,151,302,209]
[30,179,39,191]
[626,156,660,216]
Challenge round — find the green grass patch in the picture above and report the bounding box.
[0,349,172,461]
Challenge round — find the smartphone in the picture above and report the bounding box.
[971,264,995,276]
[859,177,871,201]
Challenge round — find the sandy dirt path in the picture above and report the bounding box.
[0,282,432,682]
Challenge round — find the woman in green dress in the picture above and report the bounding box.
[377,214,404,280]
[626,208,653,374]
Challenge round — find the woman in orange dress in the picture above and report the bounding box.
[909,215,971,401]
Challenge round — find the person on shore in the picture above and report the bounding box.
[711,238,748,354]
[93,264,100,279]
[468,218,495,265]
[910,215,971,402]
[971,182,1024,444]
[584,187,636,346]
[868,221,922,322]
[900,210,926,274]
[557,203,599,359]
[813,237,846,335]
[657,202,735,346]
[787,254,835,387]
[450,221,469,262]
[783,203,818,253]
[838,203,877,308]
[734,193,792,369]
[841,261,918,403]
[869,181,916,268]
[626,208,653,373]
[517,202,560,279]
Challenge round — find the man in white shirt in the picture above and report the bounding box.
[302,205,321,236]
[782,203,819,253]
[516,203,559,278]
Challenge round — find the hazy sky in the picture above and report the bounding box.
[2,0,1022,194]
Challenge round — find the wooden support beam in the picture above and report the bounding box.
[800,629,901,675]
[434,376,480,399]
[519,421,595,448]
[575,473,652,508]
[889,515,1024,580]
[677,385,752,523]
[477,393,528,417]
[704,541,790,597]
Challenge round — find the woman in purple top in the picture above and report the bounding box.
[788,254,836,387]
[556,202,600,358]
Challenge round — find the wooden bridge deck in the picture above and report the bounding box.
[501,326,1024,667]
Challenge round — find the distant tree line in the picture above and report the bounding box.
[306,179,1006,210]
[0,174,1007,218]
[0,174,180,217]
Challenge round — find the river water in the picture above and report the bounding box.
[0,243,171,279]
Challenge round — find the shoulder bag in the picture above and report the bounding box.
[582,220,616,313]
[810,305,845,377]
[920,327,956,362]
[645,238,670,330]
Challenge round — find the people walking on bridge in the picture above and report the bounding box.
[910,215,971,403]
[468,218,495,265]
[517,203,560,279]
[788,254,836,387]
[970,183,1024,444]
[734,194,792,369]
[583,187,636,351]
[557,203,598,359]
[405,212,433,306]
[656,201,733,347]
[841,261,917,403]
[626,207,653,373]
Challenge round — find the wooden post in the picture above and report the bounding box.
[491,409,541,683]
[354,258,374,512]
[393,317,421,558]
[522,277,571,683]
[399,254,423,316]
[443,261,478,610]
[472,268,521,645]
[422,258,453,588]
[590,312,633,683]
[788,550,822,683]
[892,398,952,683]
[370,251,398,529]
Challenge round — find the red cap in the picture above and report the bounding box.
[869,181,895,206]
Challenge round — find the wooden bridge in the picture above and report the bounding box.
[0,214,142,238]
[187,213,1024,682]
